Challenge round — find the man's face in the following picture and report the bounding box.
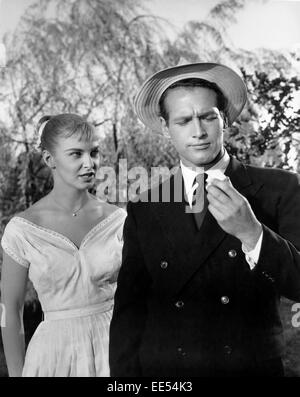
[160,86,225,167]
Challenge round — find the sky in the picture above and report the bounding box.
[1,0,300,50]
[148,0,300,50]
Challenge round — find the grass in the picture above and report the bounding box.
[0,298,299,377]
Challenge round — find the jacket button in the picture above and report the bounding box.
[177,347,186,357]
[262,271,274,282]
[221,296,230,305]
[160,261,168,269]
[175,301,184,309]
[223,345,232,355]
[228,249,237,258]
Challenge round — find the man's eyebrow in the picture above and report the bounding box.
[194,110,219,118]
[173,114,193,122]
[173,109,218,122]
[203,109,218,115]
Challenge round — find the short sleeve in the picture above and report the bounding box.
[1,219,30,268]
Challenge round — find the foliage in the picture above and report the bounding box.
[0,0,300,304]
[0,0,173,302]
[0,0,299,376]
[224,70,300,170]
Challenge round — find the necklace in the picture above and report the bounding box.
[71,206,83,217]
[51,196,87,217]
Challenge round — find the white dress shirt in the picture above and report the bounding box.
[180,150,262,269]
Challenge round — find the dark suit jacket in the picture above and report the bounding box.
[109,157,300,377]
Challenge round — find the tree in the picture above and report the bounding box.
[239,70,300,171]
[168,0,300,171]
[1,0,299,374]
[1,0,299,238]
[0,0,173,302]
[1,0,299,220]
[0,0,172,207]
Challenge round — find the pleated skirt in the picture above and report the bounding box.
[22,309,112,377]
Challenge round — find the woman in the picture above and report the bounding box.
[1,114,127,377]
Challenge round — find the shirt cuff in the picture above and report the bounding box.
[242,230,263,270]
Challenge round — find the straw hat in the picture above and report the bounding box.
[134,62,247,132]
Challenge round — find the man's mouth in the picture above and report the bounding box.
[190,143,210,149]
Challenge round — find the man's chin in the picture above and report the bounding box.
[191,155,217,167]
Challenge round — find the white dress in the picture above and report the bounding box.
[1,208,127,377]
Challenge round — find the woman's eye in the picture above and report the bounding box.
[91,149,100,157]
[70,152,81,157]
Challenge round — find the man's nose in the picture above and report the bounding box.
[192,117,206,138]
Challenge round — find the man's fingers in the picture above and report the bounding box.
[207,177,241,201]
[207,195,233,220]
[206,184,231,204]
[207,203,224,221]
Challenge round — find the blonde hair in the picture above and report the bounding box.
[37,114,95,153]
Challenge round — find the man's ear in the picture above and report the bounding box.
[160,117,170,139]
[42,150,56,169]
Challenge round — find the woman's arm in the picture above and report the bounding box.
[1,252,28,377]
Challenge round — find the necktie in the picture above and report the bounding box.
[192,173,208,230]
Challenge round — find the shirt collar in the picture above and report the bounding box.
[180,149,230,197]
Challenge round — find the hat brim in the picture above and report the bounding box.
[134,62,247,132]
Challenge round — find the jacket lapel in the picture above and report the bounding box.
[150,157,263,296]
[225,156,262,196]
[151,168,196,257]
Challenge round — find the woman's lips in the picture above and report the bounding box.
[79,172,95,179]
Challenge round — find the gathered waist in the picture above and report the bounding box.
[43,300,114,321]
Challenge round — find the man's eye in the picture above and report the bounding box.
[177,119,190,125]
[203,115,218,122]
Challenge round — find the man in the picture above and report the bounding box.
[109,63,300,377]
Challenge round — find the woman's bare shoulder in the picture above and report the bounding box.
[90,195,125,217]
[105,203,126,217]
[16,196,50,223]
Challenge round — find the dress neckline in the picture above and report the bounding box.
[13,208,125,251]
